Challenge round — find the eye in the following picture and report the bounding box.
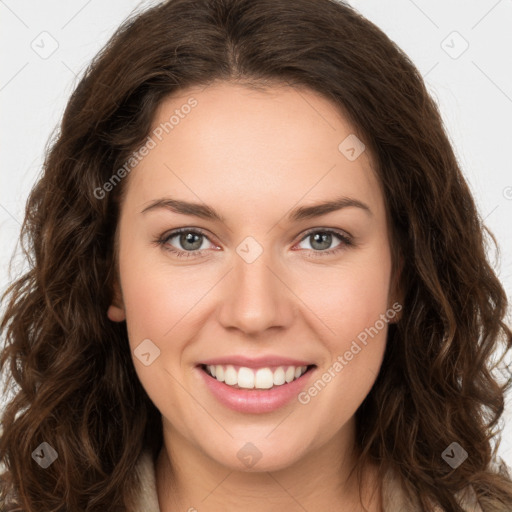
[155,228,216,258]
[294,228,353,256]
[155,227,353,259]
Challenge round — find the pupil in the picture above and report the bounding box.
[312,233,331,250]
[181,233,202,250]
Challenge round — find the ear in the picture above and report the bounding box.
[107,279,126,322]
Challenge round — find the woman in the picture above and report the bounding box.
[1,0,511,510]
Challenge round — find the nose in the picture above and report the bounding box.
[217,245,296,336]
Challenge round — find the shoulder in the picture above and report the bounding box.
[382,465,487,512]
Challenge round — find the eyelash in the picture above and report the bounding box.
[154,227,353,259]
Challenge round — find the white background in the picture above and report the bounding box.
[1,0,511,468]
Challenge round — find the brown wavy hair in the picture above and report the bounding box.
[1,0,512,510]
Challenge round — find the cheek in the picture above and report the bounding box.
[118,252,199,417]
[293,244,391,401]
[294,245,392,342]
[118,238,205,345]
[298,270,391,437]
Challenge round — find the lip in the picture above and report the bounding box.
[196,364,317,414]
[198,355,314,369]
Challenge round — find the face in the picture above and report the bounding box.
[108,81,398,473]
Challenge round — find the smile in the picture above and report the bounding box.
[202,364,313,390]
[197,363,317,414]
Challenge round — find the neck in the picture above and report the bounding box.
[155,419,382,512]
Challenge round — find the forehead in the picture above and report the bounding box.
[122,81,385,223]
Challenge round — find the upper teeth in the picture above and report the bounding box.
[206,365,308,389]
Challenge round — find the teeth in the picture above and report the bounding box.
[273,367,285,385]
[255,368,273,389]
[224,365,237,386]
[238,367,255,389]
[205,364,309,389]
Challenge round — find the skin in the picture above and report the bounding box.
[108,81,400,512]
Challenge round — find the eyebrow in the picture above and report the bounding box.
[141,195,372,222]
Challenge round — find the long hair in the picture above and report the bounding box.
[1,0,511,510]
